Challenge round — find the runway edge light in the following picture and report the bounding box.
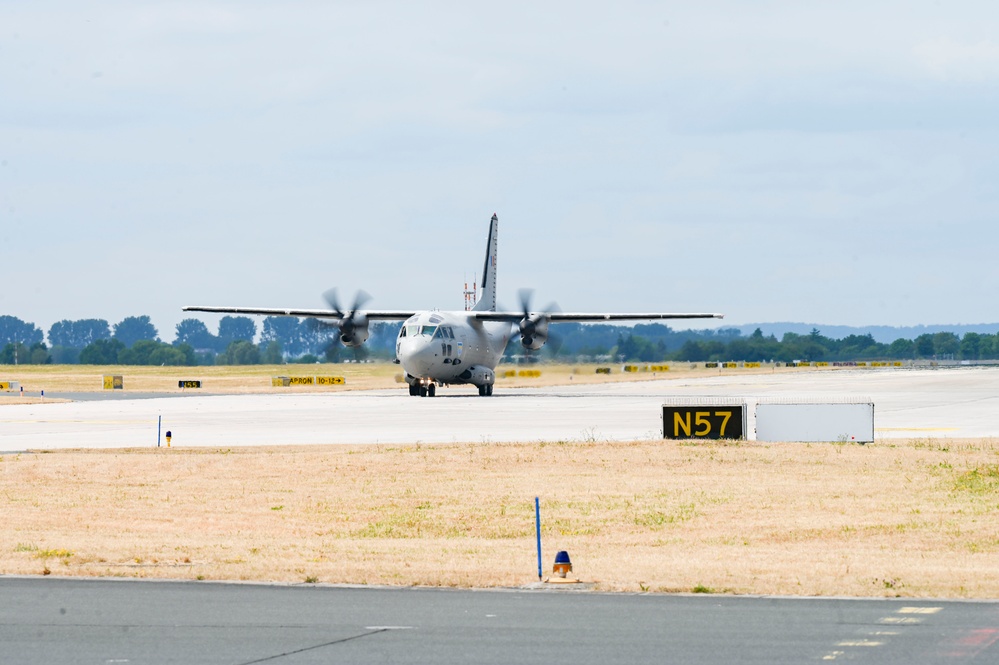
[553,551,572,578]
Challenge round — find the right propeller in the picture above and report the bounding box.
[517,288,561,352]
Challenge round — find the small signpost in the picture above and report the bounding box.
[662,398,747,440]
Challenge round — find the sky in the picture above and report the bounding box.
[3,1,999,342]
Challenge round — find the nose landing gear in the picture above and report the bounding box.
[409,379,437,397]
[477,384,494,397]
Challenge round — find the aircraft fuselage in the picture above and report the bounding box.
[396,310,513,393]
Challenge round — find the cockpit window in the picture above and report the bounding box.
[398,326,407,338]
[420,325,438,336]
[406,325,419,337]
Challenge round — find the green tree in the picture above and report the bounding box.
[261,340,283,364]
[48,319,111,348]
[914,334,935,358]
[175,319,218,350]
[301,318,338,356]
[116,340,193,365]
[978,334,997,360]
[113,316,159,347]
[746,329,780,362]
[79,339,126,364]
[726,338,750,361]
[49,346,82,364]
[932,332,960,358]
[887,338,915,359]
[837,334,883,360]
[118,340,161,365]
[0,342,51,364]
[674,340,707,361]
[615,334,665,362]
[29,342,52,364]
[262,317,305,357]
[960,333,981,360]
[174,343,197,366]
[218,316,256,348]
[216,340,262,365]
[0,315,43,347]
[148,345,189,366]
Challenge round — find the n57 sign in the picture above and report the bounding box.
[662,406,745,440]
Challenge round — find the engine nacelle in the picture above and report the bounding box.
[458,365,495,386]
[338,318,370,347]
[519,315,549,350]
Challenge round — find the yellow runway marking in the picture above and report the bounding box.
[899,607,942,614]
[837,640,883,647]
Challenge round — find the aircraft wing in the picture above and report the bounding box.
[182,306,416,321]
[472,312,724,322]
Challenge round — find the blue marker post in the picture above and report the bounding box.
[535,497,542,581]
[157,415,161,448]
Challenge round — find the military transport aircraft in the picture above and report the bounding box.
[184,214,723,397]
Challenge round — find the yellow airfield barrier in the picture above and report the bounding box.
[272,376,345,387]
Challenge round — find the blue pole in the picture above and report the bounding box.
[157,415,161,448]
[535,497,542,581]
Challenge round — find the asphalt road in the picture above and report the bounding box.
[3,578,997,664]
[1,367,997,451]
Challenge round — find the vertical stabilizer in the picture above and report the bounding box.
[472,214,498,312]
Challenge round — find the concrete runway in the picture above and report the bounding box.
[3,577,998,664]
[1,367,997,451]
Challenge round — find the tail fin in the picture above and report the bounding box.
[472,214,498,312]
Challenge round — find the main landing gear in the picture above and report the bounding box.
[409,381,436,397]
[407,378,492,397]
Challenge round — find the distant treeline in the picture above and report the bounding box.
[1,314,996,366]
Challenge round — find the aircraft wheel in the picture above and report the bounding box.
[419,386,428,397]
[409,383,419,396]
[428,384,436,397]
[487,384,494,396]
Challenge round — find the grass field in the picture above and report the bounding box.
[3,437,998,597]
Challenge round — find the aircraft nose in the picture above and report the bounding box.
[400,337,438,376]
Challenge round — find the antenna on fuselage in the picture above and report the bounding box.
[464,274,478,312]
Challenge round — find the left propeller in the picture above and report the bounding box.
[322,288,372,347]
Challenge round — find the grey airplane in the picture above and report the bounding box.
[184,214,723,397]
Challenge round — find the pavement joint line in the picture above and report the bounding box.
[235,628,389,665]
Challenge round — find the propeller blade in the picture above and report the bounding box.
[517,288,534,316]
[322,288,344,317]
[351,289,372,313]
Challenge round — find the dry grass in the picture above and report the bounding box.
[0,361,831,397]
[3,438,999,597]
